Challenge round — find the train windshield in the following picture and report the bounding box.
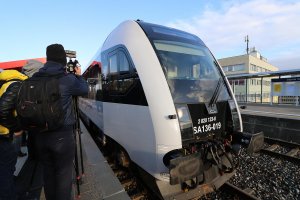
[154,40,231,104]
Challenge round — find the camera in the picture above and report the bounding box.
[66,59,81,74]
[65,50,81,73]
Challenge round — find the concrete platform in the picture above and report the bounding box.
[238,103,300,144]
[77,121,130,200]
[239,103,300,119]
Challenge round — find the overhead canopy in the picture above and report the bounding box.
[227,69,300,80]
[0,58,46,71]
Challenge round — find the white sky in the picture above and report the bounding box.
[167,0,300,69]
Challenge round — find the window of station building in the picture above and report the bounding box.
[257,66,262,72]
[222,64,245,72]
[234,64,245,71]
[264,80,270,86]
[250,64,257,71]
[250,64,269,72]
[238,79,245,85]
[229,79,245,86]
[256,79,259,85]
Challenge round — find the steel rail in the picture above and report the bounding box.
[260,149,300,165]
[264,137,300,148]
[222,182,260,200]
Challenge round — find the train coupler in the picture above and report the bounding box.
[168,153,204,185]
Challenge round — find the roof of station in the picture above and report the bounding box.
[0,58,46,70]
[227,69,300,80]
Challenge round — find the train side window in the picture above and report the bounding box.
[104,46,147,106]
[167,65,178,78]
[101,53,108,78]
[117,50,133,95]
[109,53,118,73]
[193,64,200,79]
[87,78,99,100]
[119,51,130,73]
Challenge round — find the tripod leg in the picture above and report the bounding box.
[78,129,85,177]
[74,126,81,198]
[74,97,85,177]
[72,98,81,198]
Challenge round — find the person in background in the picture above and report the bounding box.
[0,70,27,200]
[34,44,88,200]
[21,60,44,160]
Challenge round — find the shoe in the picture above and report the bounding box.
[18,151,27,157]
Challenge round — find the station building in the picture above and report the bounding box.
[218,48,278,103]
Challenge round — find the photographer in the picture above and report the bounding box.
[34,44,88,200]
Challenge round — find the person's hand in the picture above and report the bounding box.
[75,66,81,75]
[14,130,23,137]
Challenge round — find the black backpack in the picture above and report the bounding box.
[16,72,65,132]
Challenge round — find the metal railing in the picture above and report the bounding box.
[227,69,300,106]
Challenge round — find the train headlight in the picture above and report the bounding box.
[176,105,194,142]
[228,100,242,132]
[176,105,190,123]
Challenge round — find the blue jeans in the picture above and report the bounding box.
[0,139,17,200]
[35,127,75,200]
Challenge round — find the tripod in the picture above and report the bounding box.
[72,96,85,198]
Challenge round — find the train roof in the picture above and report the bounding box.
[136,20,206,46]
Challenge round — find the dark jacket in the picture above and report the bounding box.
[37,61,88,127]
[0,81,23,137]
[0,70,27,138]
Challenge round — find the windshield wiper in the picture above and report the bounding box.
[205,77,223,114]
[209,77,223,106]
[209,60,225,106]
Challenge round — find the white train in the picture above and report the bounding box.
[79,20,263,199]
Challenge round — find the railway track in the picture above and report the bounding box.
[198,182,261,200]
[228,146,300,199]
[220,182,260,200]
[261,137,300,165]
[108,162,151,200]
